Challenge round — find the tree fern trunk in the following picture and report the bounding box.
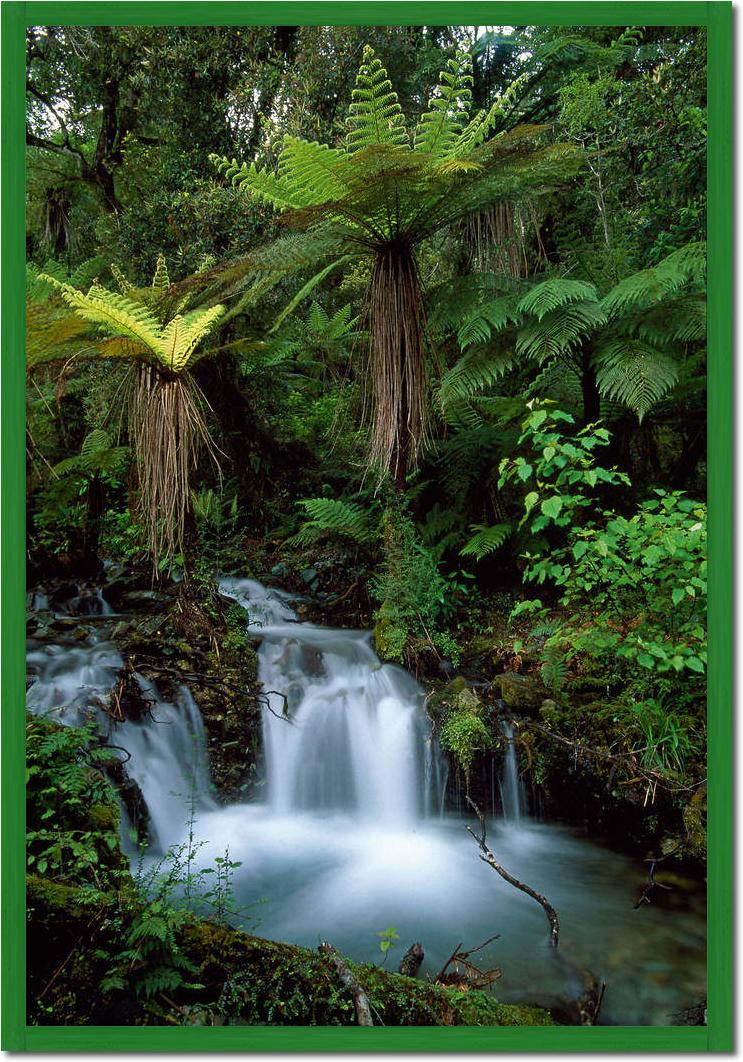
[581,346,601,424]
[367,243,428,488]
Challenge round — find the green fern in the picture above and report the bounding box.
[288,497,379,547]
[594,338,679,421]
[415,51,474,157]
[347,45,408,151]
[460,523,512,560]
[39,275,225,373]
[517,278,598,320]
[516,301,607,362]
[438,346,515,412]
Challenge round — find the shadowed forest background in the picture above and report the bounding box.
[25,23,707,1028]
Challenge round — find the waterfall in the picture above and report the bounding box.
[498,718,526,824]
[25,578,708,1023]
[26,608,214,851]
[219,578,443,825]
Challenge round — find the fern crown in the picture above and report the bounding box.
[38,256,225,374]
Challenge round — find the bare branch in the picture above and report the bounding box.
[465,795,560,949]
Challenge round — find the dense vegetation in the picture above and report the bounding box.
[26,23,707,1027]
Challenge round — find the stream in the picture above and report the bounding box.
[26,577,706,1026]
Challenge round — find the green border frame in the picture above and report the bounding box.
[1,1,731,1051]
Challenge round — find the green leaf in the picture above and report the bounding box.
[540,496,564,520]
[671,587,686,606]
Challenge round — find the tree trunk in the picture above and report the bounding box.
[580,346,601,424]
[367,243,427,489]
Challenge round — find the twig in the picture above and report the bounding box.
[466,796,560,949]
[318,942,374,1026]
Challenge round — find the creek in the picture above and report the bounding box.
[26,578,706,1026]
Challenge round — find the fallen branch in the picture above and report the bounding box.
[398,942,424,979]
[466,796,559,949]
[318,941,374,1026]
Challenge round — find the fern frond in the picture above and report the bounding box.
[288,497,379,547]
[439,346,515,408]
[594,338,679,420]
[601,244,706,318]
[516,301,606,361]
[447,73,531,158]
[456,295,522,349]
[210,154,313,211]
[460,523,512,560]
[517,278,598,320]
[415,51,473,158]
[39,276,163,358]
[151,253,170,296]
[346,46,407,152]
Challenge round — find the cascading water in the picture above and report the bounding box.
[218,578,443,825]
[26,594,214,851]
[25,577,706,1025]
[498,718,526,825]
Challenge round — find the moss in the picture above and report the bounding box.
[88,801,120,831]
[181,919,552,1027]
[497,672,546,712]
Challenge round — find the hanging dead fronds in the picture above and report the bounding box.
[364,244,429,488]
[129,364,222,575]
[465,202,529,277]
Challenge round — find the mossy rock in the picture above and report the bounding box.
[427,677,483,722]
[496,672,545,713]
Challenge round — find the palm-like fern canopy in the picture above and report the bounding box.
[211,47,582,484]
[212,48,579,252]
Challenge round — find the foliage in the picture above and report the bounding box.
[372,508,462,665]
[504,404,707,693]
[211,44,581,482]
[26,715,125,888]
[439,708,492,780]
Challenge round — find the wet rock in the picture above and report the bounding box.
[497,672,545,713]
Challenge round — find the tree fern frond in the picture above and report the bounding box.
[415,51,474,158]
[517,278,598,320]
[594,338,679,420]
[456,295,522,349]
[151,253,170,296]
[460,523,512,560]
[439,346,515,408]
[346,46,407,152]
[447,73,531,158]
[516,301,606,361]
[40,276,164,358]
[210,154,313,211]
[601,243,706,318]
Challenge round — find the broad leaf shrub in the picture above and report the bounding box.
[501,402,707,687]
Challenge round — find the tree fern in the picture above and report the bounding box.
[211,46,581,484]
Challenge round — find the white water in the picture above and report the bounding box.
[219,578,443,825]
[26,598,214,850]
[25,579,706,1025]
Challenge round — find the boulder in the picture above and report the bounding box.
[497,672,546,713]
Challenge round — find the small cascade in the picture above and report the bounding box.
[26,591,214,851]
[116,684,215,849]
[219,577,443,825]
[498,717,526,824]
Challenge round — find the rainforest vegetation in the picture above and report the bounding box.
[25,23,707,1028]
